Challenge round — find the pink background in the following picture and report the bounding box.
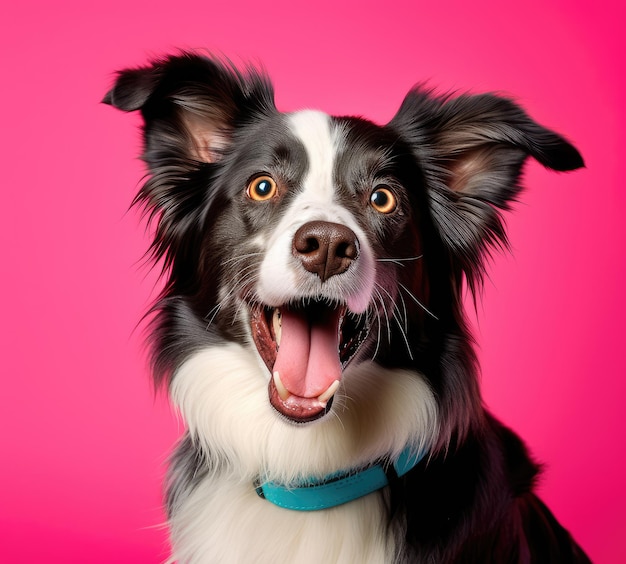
[1,0,624,561]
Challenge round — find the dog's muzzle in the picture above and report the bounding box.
[248,220,371,424]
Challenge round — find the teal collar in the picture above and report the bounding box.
[255,446,424,511]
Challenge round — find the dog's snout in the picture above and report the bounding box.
[293,221,359,282]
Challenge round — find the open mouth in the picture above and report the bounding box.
[249,299,369,423]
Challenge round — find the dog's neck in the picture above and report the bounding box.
[254,446,425,511]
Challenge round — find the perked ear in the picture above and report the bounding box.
[388,88,584,292]
[103,52,275,164]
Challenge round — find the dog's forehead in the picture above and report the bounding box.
[286,110,338,200]
[287,110,339,154]
[284,110,394,197]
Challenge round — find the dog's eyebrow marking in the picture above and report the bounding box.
[287,110,340,204]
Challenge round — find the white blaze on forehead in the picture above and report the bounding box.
[287,110,339,203]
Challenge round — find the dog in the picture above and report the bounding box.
[104,52,590,563]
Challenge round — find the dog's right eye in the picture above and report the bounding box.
[247,175,278,201]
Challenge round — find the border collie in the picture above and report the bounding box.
[104,53,590,563]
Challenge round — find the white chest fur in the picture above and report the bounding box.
[167,345,438,563]
[168,475,396,563]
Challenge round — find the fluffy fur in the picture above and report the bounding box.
[104,52,590,563]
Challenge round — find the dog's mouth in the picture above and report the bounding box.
[248,300,369,424]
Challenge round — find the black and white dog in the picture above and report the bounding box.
[105,53,590,563]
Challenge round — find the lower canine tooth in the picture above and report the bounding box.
[318,380,340,404]
[273,371,290,401]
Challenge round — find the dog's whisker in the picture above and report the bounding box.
[204,304,222,330]
[399,291,409,334]
[373,286,394,344]
[221,252,264,267]
[374,284,414,360]
[368,294,384,361]
[232,278,261,320]
[206,284,248,328]
[395,320,413,360]
[376,255,423,267]
[398,282,438,320]
[369,309,381,361]
[393,297,409,337]
[391,305,413,361]
[232,263,259,282]
[205,273,263,330]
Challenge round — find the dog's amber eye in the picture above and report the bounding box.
[370,187,397,214]
[247,175,278,201]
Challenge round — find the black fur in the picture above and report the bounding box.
[104,52,589,562]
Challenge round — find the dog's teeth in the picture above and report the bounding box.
[272,308,282,347]
[273,371,290,401]
[317,380,340,405]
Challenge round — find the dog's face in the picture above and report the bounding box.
[206,109,430,423]
[105,54,583,435]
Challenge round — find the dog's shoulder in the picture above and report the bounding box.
[395,414,590,563]
[489,416,591,563]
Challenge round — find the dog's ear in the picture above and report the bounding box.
[103,53,275,165]
[388,88,583,292]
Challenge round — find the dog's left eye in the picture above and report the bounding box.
[370,186,397,214]
[247,175,278,201]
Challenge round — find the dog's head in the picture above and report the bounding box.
[105,53,582,435]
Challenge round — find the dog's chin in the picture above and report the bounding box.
[247,298,370,424]
[267,377,335,424]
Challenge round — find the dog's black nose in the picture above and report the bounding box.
[293,221,359,282]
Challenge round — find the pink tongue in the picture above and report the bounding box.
[273,308,342,398]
